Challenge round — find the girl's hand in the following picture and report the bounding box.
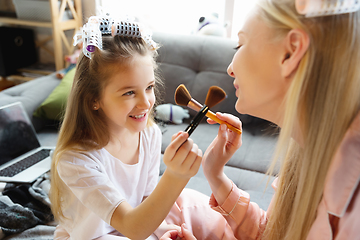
[160,224,197,240]
[203,112,242,178]
[154,223,181,239]
[163,132,202,180]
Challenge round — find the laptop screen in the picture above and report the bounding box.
[0,102,41,166]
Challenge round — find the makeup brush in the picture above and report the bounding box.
[175,84,242,134]
[183,86,219,136]
[205,86,227,108]
[184,104,209,136]
[175,84,203,112]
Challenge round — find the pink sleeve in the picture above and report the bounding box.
[336,183,360,239]
[210,180,277,240]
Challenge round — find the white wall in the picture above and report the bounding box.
[98,0,256,39]
[99,0,225,35]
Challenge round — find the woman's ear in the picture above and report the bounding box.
[281,29,310,78]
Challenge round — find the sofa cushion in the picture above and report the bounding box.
[0,73,61,131]
[33,68,75,121]
[153,33,238,118]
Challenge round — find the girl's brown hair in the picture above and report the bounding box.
[49,35,162,221]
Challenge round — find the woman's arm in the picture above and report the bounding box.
[203,114,272,239]
[209,180,272,239]
[202,113,242,204]
[110,132,202,240]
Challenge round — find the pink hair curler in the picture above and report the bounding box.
[296,0,360,17]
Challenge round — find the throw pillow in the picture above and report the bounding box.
[33,68,76,121]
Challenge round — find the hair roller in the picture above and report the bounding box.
[296,0,360,17]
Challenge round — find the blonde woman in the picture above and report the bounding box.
[161,0,360,239]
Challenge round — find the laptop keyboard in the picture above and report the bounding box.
[0,149,51,177]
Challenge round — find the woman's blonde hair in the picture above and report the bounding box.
[49,35,162,221]
[256,0,360,239]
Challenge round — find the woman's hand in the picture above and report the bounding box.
[163,132,202,181]
[202,113,242,204]
[160,224,197,240]
[203,113,242,179]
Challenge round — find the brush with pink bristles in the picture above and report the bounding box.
[175,84,242,135]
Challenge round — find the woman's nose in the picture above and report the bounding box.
[227,63,235,77]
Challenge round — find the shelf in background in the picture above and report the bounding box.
[0,17,52,28]
[0,0,83,71]
[0,77,17,91]
[0,62,55,91]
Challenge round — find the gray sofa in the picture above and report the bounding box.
[0,32,278,212]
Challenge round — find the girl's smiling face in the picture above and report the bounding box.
[98,54,156,134]
[227,9,290,124]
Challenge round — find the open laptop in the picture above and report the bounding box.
[0,102,54,183]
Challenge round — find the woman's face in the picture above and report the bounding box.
[227,10,290,125]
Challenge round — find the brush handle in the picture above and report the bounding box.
[206,111,242,134]
[185,106,209,136]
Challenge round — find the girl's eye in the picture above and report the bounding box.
[146,85,154,91]
[123,91,134,96]
[234,45,242,51]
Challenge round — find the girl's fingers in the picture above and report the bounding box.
[180,143,202,171]
[170,138,196,166]
[165,132,189,160]
[174,138,194,160]
[171,131,185,141]
[191,149,203,173]
[181,224,197,240]
[182,144,203,177]
[166,139,202,178]
[160,230,180,240]
[164,131,204,178]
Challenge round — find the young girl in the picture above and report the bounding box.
[162,0,360,239]
[49,15,204,240]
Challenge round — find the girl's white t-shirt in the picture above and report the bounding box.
[57,124,162,240]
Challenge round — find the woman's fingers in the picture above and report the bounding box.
[206,112,242,133]
[215,112,242,129]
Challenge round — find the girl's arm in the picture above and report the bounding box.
[141,196,181,238]
[110,132,202,240]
